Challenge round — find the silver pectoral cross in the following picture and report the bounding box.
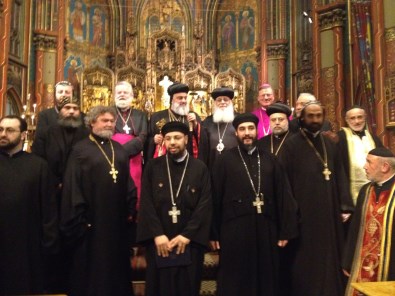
[123,124,131,134]
[253,194,264,214]
[322,166,331,181]
[168,206,181,224]
[109,166,118,183]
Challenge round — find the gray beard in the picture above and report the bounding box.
[171,102,189,116]
[94,129,114,139]
[58,116,83,128]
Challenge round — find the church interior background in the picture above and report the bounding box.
[1,0,395,149]
[1,0,395,294]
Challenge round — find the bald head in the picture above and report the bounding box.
[295,93,317,118]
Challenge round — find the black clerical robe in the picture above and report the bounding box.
[35,107,59,139]
[137,155,212,296]
[0,151,58,295]
[61,136,137,296]
[146,109,208,163]
[202,115,238,170]
[257,131,293,157]
[342,179,395,295]
[279,131,354,296]
[212,146,298,296]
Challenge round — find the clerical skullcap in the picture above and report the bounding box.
[167,83,189,102]
[267,102,292,117]
[232,113,259,129]
[211,87,234,100]
[58,96,80,110]
[368,147,395,158]
[161,121,189,136]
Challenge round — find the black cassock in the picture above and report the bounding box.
[257,131,294,157]
[61,136,137,296]
[137,155,212,296]
[279,132,354,296]
[201,115,238,170]
[0,151,58,295]
[212,146,298,296]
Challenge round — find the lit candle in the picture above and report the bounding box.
[21,114,25,119]
[33,103,37,113]
[23,105,27,111]
[31,114,35,125]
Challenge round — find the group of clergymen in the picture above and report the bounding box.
[0,80,394,296]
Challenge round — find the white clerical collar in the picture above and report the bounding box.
[247,146,257,155]
[377,173,395,186]
[173,151,188,162]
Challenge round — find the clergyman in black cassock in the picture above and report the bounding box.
[0,116,58,295]
[212,113,298,296]
[137,121,212,296]
[279,102,354,296]
[61,106,137,296]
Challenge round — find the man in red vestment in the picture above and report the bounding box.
[343,147,395,295]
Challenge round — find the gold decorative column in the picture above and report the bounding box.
[267,41,288,102]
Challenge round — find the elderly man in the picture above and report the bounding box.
[137,121,212,296]
[61,106,137,296]
[202,87,238,169]
[35,81,74,138]
[258,102,293,157]
[342,147,395,295]
[146,82,207,163]
[337,105,383,205]
[279,102,353,296]
[289,93,332,133]
[0,116,57,295]
[112,81,147,204]
[211,113,298,296]
[252,83,275,139]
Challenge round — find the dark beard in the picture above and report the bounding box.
[0,136,21,152]
[237,137,257,152]
[300,120,322,133]
[58,116,83,128]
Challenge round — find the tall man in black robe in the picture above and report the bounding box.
[279,102,354,296]
[211,113,298,296]
[342,147,395,295]
[35,80,74,138]
[146,83,208,163]
[113,81,147,206]
[337,105,383,205]
[202,87,238,170]
[0,116,58,295]
[258,102,293,157]
[137,121,212,296]
[61,106,137,296]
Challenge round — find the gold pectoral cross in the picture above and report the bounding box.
[322,166,331,181]
[109,166,118,183]
[253,194,264,214]
[168,206,181,224]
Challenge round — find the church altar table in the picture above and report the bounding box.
[351,281,395,296]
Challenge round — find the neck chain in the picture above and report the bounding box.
[168,109,186,123]
[271,131,289,156]
[89,134,118,183]
[166,153,190,223]
[258,109,270,136]
[237,146,264,214]
[300,129,331,181]
[116,108,132,134]
[216,122,229,153]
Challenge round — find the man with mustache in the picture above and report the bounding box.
[137,121,212,296]
[146,82,208,163]
[337,105,383,205]
[202,87,238,169]
[112,81,147,206]
[211,113,298,296]
[0,116,57,295]
[278,102,354,296]
[61,106,137,296]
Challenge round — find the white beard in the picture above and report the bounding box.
[213,104,235,123]
[171,101,189,116]
[115,98,132,110]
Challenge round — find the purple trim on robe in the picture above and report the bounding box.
[112,133,142,209]
[252,107,271,139]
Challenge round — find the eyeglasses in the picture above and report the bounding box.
[0,127,21,134]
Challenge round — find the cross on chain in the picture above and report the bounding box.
[168,206,181,224]
[109,166,118,183]
[322,167,331,181]
[253,194,264,214]
[123,124,131,134]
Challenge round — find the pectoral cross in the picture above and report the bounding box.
[322,167,331,181]
[253,194,264,214]
[109,166,118,183]
[123,124,131,134]
[168,206,181,224]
